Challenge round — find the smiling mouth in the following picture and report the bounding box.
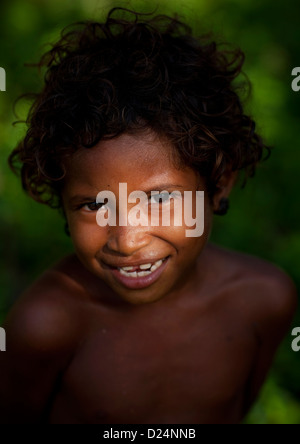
[117,257,168,277]
[105,256,170,289]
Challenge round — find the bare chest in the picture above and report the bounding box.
[48,312,257,424]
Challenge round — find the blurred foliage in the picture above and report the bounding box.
[0,0,299,424]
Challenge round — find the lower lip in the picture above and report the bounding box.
[108,257,170,290]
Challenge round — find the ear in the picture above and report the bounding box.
[212,170,238,212]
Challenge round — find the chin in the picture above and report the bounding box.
[113,286,167,306]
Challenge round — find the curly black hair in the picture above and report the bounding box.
[9,7,270,209]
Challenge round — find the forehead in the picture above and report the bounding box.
[63,131,198,189]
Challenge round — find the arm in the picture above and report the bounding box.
[242,270,298,416]
[0,272,82,423]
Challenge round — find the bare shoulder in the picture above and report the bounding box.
[200,244,297,415]
[205,243,298,326]
[3,254,89,355]
[0,255,92,422]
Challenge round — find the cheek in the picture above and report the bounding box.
[153,194,211,244]
[154,224,207,254]
[68,217,106,256]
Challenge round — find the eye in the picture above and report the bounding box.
[149,192,171,204]
[80,200,108,212]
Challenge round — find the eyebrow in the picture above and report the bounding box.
[142,184,185,193]
[68,184,186,205]
[68,195,97,207]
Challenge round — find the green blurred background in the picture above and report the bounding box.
[0,0,299,424]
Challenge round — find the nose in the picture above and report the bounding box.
[105,225,151,256]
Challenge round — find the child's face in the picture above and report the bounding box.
[62,131,213,305]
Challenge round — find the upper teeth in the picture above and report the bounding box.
[118,259,164,277]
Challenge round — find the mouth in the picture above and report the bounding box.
[103,256,170,290]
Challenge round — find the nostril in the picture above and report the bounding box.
[105,230,151,256]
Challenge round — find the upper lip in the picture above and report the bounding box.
[102,256,169,269]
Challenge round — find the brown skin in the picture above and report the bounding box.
[0,132,297,424]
